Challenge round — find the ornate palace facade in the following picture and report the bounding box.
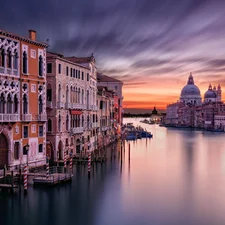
[0,29,48,169]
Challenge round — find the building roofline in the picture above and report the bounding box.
[0,29,48,47]
[97,72,123,84]
[47,52,90,70]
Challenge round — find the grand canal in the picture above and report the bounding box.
[2,118,225,225]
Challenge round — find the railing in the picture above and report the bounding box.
[71,127,84,134]
[57,102,64,108]
[0,67,4,73]
[93,105,98,111]
[22,114,32,121]
[37,114,47,121]
[46,101,53,109]
[65,102,72,109]
[6,68,11,75]
[73,103,83,110]
[0,114,19,122]
[102,126,108,131]
[13,69,18,76]
[93,122,98,128]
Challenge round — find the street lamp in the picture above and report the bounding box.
[25,143,29,166]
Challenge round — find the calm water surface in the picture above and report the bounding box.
[1,118,225,225]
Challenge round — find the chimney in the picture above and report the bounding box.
[29,29,36,41]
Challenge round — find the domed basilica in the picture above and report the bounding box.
[180,73,222,105]
[180,73,202,105]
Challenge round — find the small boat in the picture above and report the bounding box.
[140,131,153,138]
[136,132,142,139]
[126,132,137,140]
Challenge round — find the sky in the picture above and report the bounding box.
[1,0,225,111]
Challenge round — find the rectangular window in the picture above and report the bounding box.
[87,73,89,81]
[78,71,80,79]
[47,63,52,73]
[14,142,20,160]
[23,126,28,138]
[58,64,61,74]
[66,66,69,76]
[76,70,78,78]
[39,125,43,137]
[82,72,84,80]
[39,144,43,153]
[70,68,73,77]
[73,69,75,78]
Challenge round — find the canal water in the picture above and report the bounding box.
[2,118,225,225]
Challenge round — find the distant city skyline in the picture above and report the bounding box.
[1,0,225,110]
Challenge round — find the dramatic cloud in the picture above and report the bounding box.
[1,0,225,110]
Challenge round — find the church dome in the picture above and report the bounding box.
[204,84,217,99]
[180,73,201,104]
[180,84,201,97]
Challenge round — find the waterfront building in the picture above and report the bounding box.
[166,102,184,125]
[46,52,98,162]
[0,29,48,169]
[97,73,123,127]
[97,86,115,148]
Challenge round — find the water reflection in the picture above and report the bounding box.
[1,118,225,225]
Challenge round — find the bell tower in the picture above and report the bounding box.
[217,84,222,102]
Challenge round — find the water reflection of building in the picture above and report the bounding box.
[166,73,225,131]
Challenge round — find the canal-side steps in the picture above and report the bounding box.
[33,166,72,186]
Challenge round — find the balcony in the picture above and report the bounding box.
[0,114,19,122]
[71,127,84,134]
[65,102,72,109]
[0,67,4,74]
[47,101,53,109]
[37,114,47,121]
[86,105,92,111]
[73,103,83,110]
[0,67,18,76]
[93,122,99,128]
[57,102,64,109]
[101,126,108,131]
[93,105,98,111]
[22,114,32,122]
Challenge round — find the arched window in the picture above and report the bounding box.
[87,90,89,106]
[47,83,52,101]
[7,49,12,69]
[78,88,80,103]
[7,94,12,114]
[23,94,28,114]
[14,50,18,70]
[0,48,5,67]
[82,115,84,127]
[66,114,69,131]
[39,95,43,114]
[14,95,18,113]
[23,51,28,74]
[48,118,52,132]
[0,93,5,113]
[58,84,61,102]
[70,86,73,104]
[82,89,84,104]
[58,114,61,132]
[87,115,90,129]
[39,55,43,77]
[66,86,69,103]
